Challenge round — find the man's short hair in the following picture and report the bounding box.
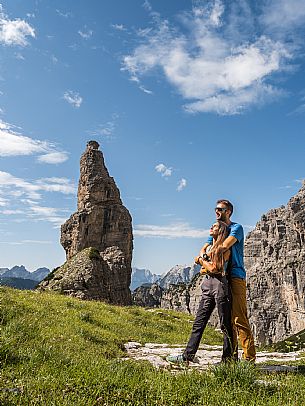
[216,199,234,215]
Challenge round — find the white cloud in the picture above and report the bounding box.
[143,0,153,12]
[0,122,48,156]
[37,152,68,164]
[78,28,93,39]
[22,240,52,244]
[134,222,210,238]
[0,209,23,215]
[0,119,68,163]
[0,240,52,245]
[0,171,76,200]
[27,204,67,227]
[63,90,83,108]
[51,55,58,64]
[111,24,126,31]
[35,178,76,194]
[0,196,8,206]
[0,6,35,46]
[177,178,187,192]
[155,163,172,177]
[261,0,305,33]
[56,9,73,19]
[122,1,295,115]
[139,85,153,95]
[15,52,25,60]
[91,113,119,140]
[0,174,75,228]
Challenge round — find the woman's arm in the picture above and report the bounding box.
[200,260,217,273]
[201,250,230,273]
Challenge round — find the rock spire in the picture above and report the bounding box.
[39,141,133,305]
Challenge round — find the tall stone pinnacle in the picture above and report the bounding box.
[44,140,134,305]
[61,140,133,266]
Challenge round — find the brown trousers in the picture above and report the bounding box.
[231,277,256,361]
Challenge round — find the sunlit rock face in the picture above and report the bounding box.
[132,283,163,308]
[42,141,133,305]
[245,182,305,345]
[61,141,133,266]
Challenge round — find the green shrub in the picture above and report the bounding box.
[88,247,100,259]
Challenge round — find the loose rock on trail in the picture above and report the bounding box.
[123,342,304,372]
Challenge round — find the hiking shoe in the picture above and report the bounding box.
[166,354,189,365]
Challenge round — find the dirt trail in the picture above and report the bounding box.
[124,342,304,371]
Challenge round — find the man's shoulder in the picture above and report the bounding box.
[228,222,244,241]
[229,222,243,230]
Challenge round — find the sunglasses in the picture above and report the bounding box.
[215,207,227,212]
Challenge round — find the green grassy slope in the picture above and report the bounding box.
[272,328,305,352]
[1,287,305,406]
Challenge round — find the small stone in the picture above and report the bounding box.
[124,342,142,350]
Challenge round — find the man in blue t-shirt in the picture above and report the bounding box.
[200,199,256,362]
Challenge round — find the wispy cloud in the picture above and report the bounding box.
[0,119,68,163]
[277,178,305,190]
[78,28,93,39]
[0,171,76,201]
[0,202,68,228]
[0,239,52,245]
[139,85,153,95]
[0,174,75,227]
[0,196,8,206]
[122,0,300,115]
[0,5,35,46]
[63,90,83,108]
[27,204,67,227]
[288,95,305,115]
[91,113,119,141]
[177,178,187,192]
[261,0,305,34]
[111,24,126,31]
[134,222,210,238]
[155,163,172,178]
[55,9,73,19]
[37,152,69,164]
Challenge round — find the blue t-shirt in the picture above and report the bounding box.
[206,222,246,279]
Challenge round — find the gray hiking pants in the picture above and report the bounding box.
[183,275,233,361]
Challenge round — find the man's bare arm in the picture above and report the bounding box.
[221,236,237,252]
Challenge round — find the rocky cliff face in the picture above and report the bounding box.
[159,264,200,289]
[40,141,133,305]
[132,283,163,307]
[245,182,305,345]
[39,247,131,304]
[131,268,160,291]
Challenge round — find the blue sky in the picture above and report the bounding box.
[0,0,304,274]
